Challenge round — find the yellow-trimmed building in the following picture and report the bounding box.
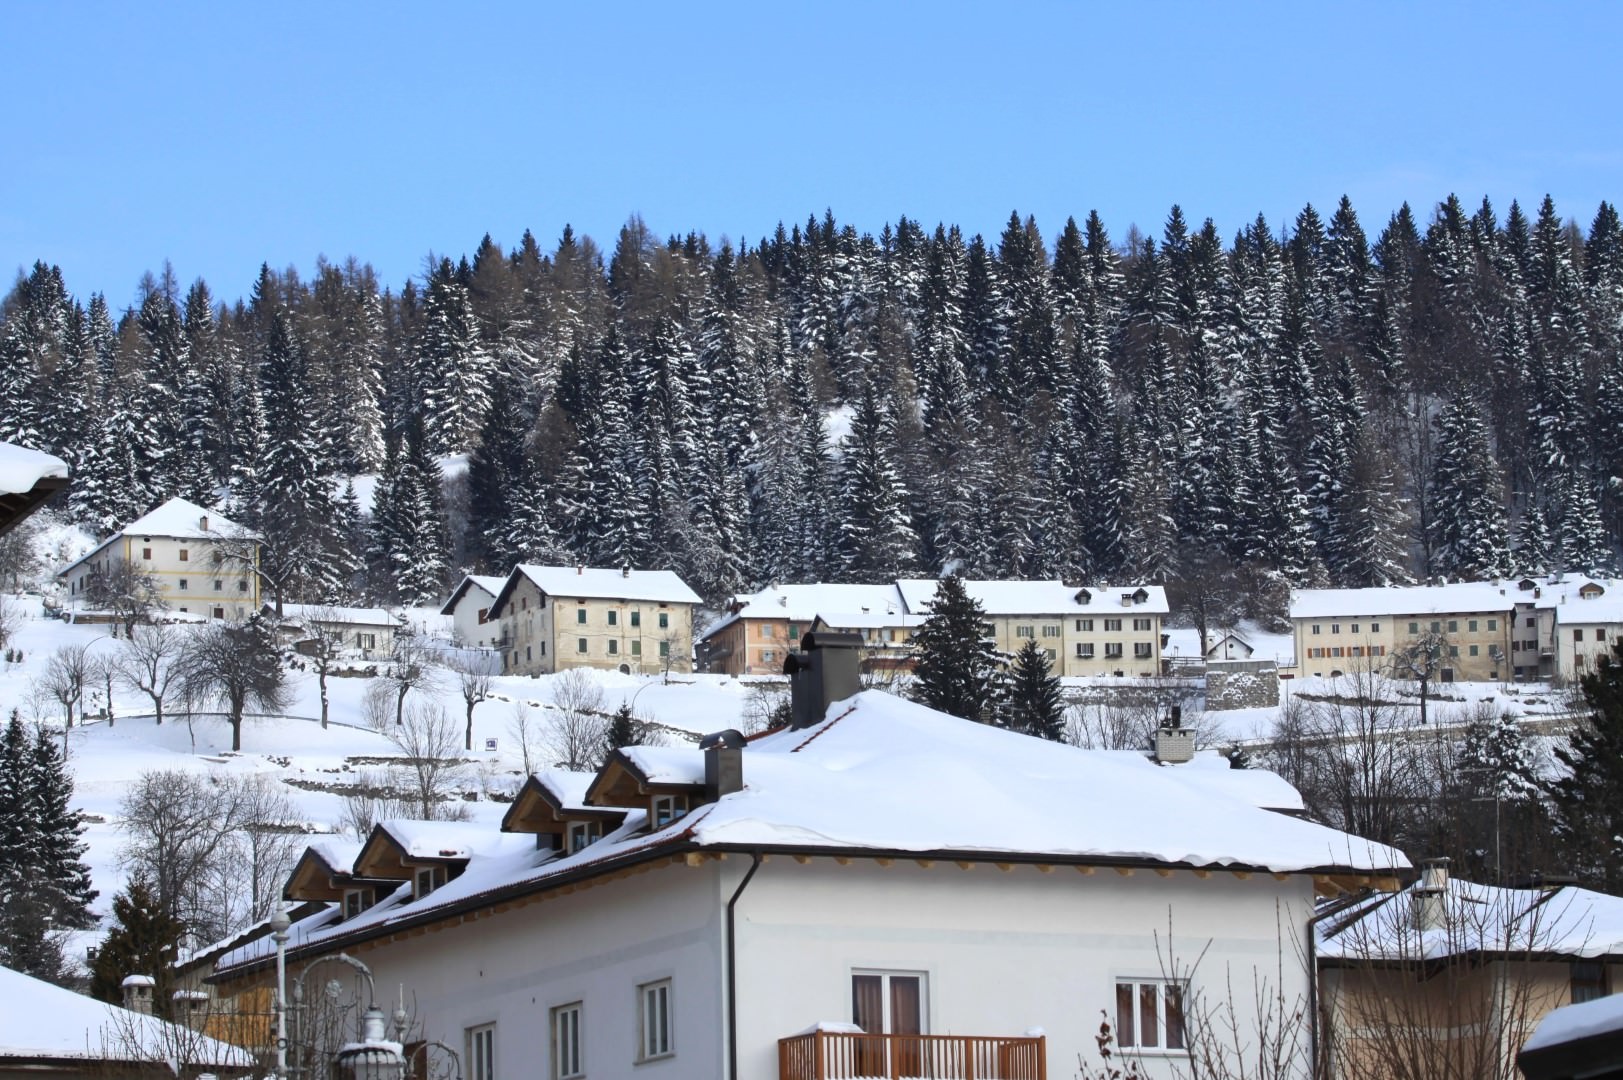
[488,564,702,676]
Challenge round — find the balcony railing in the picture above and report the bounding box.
[778,1031,1047,1080]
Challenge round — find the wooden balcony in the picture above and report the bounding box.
[778,1030,1047,1080]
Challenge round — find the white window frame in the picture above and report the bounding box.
[567,820,602,854]
[551,1002,583,1080]
[467,1022,496,1080]
[415,865,446,899]
[1114,978,1186,1053]
[637,979,673,1061]
[651,794,687,828]
[851,968,929,1034]
[1134,642,1153,659]
[1077,643,1094,658]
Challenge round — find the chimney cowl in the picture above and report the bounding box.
[785,631,864,729]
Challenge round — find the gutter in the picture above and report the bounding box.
[724,852,763,1080]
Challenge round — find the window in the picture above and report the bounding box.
[1449,646,1459,657]
[1572,961,1608,1004]
[759,623,772,639]
[1488,619,1497,631]
[178,578,188,590]
[477,606,490,625]
[631,610,641,627]
[852,971,925,1075]
[1043,624,1061,637]
[214,579,223,591]
[358,633,376,650]
[567,821,602,854]
[1448,620,1459,633]
[1046,649,1057,660]
[651,794,687,827]
[415,865,446,899]
[142,547,152,560]
[659,641,669,658]
[551,1003,583,1079]
[1468,619,1478,632]
[1132,618,1151,632]
[1105,643,1123,658]
[1409,622,1419,634]
[1371,622,1380,632]
[577,608,587,625]
[1311,624,1321,635]
[1470,644,1479,656]
[1601,629,1609,641]
[658,612,669,629]
[467,1024,495,1080]
[761,649,775,662]
[577,638,588,654]
[1575,629,1585,642]
[178,548,189,561]
[608,610,618,627]
[1017,625,1034,638]
[631,641,642,656]
[1431,621,1442,634]
[1526,617,1536,628]
[638,980,672,1061]
[1331,647,1343,658]
[212,606,225,620]
[607,640,619,655]
[788,623,800,639]
[1077,619,1093,632]
[1077,643,1094,658]
[1330,623,1341,634]
[343,889,372,919]
[1134,642,1152,659]
[238,579,248,592]
[1104,618,1122,632]
[1350,623,1359,634]
[1116,979,1185,1051]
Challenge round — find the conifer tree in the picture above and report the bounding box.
[1003,639,1065,740]
[1428,398,1511,580]
[89,880,186,1012]
[908,576,1001,723]
[1550,641,1623,892]
[835,381,917,581]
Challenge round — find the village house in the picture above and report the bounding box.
[58,497,261,623]
[486,564,702,677]
[1318,860,1623,1080]
[210,634,1406,1080]
[440,574,508,650]
[1527,577,1623,684]
[699,583,906,676]
[263,602,400,661]
[1289,582,1517,682]
[896,579,1170,678]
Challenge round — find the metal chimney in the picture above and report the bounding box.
[1412,857,1450,931]
[783,631,864,729]
[700,729,746,801]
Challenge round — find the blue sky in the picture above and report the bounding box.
[5,1,1620,309]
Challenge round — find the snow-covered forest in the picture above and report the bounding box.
[3,193,1620,608]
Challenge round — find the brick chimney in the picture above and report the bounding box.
[783,631,864,729]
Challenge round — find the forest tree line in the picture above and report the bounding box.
[2,193,1622,610]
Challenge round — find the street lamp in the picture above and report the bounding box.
[270,904,290,1079]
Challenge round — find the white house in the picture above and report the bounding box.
[212,636,1406,1080]
[266,603,400,661]
[59,497,261,623]
[440,574,508,650]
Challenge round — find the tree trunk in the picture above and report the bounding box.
[319,672,329,729]
[465,704,474,752]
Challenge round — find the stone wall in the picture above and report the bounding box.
[1205,661,1280,711]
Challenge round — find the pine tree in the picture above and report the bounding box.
[1428,398,1511,580]
[1550,641,1623,891]
[603,703,639,758]
[1003,639,1065,740]
[835,382,917,581]
[89,880,186,1012]
[27,725,95,928]
[908,576,1001,723]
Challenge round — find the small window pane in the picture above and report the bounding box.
[1116,983,1135,1047]
[1139,983,1158,1047]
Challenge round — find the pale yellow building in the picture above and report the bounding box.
[59,497,261,622]
[488,564,702,676]
[1290,582,1517,683]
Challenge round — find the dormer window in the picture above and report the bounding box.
[568,821,603,854]
[414,865,447,900]
[343,888,373,919]
[651,795,688,828]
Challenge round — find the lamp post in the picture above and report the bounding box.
[270,904,290,1079]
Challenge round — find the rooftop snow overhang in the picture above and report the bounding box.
[585,751,705,809]
[0,472,68,540]
[352,824,470,880]
[501,775,628,835]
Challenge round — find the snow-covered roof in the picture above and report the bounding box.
[1523,991,1623,1055]
[897,579,1170,617]
[534,769,597,812]
[376,819,528,862]
[0,962,250,1069]
[1552,591,1623,626]
[1291,582,1519,620]
[1094,749,1305,812]
[216,689,1405,979]
[439,574,506,616]
[495,564,702,612]
[814,610,928,630]
[703,583,907,637]
[277,603,399,628]
[0,441,68,494]
[60,497,259,576]
[1318,876,1623,962]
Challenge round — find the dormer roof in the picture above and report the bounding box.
[503,770,628,835]
[585,747,706,809]
[353,819,508,880]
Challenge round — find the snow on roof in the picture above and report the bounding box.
[278,603,399,628]
[1318,877,1623,962]
[216,690,1405,979]
[1093,749,1306,812]
[0,962,250,1068]
[508,564,702,606]
[439,574,506,616]
[1291,582,1518,620]
[1552,590,1623,626]
[378,819,530,862]
[705,583,907,638]
[308,837,365,873]
[534,769,596,812]
[814,610,928,630]
[897,579,1169,617]
[60,497,259,576]
[1524,991,1623,1053]
[0,441,68,494]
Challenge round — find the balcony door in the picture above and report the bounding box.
[852,971,926,1076]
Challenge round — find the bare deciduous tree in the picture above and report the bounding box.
[381,636,438,727]
[507,701,540,776]
[446,651,495,751]
[293,605,350,729]
[387,703,468,820]
[85,561,165,638]
[39,642,93,729]
[179,617,289,752]
[115,622,187,726]
[0,594,19,651]
[547,669,607,770]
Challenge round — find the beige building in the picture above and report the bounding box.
[896,579,1169,677]
[59,497,261,622]
[699,583,907,676]
[488,564,702,676]
[1319,863,1623,1080]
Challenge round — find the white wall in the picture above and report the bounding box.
[729,857,1315,1080]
